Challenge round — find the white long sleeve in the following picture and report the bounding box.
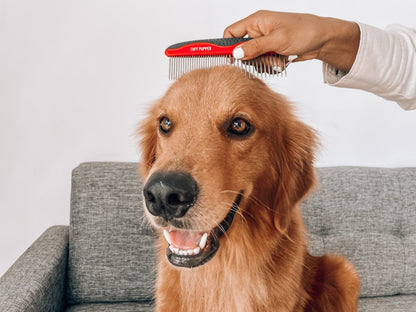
[323,22,416,110]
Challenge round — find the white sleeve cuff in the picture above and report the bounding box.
[323,22,416,110]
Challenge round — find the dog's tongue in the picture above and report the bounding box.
[169,230,204,249]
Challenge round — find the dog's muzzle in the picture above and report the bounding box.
[143,170,242,268]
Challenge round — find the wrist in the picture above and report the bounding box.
[318,18,360,71]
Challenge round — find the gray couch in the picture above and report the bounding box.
[1,162,415,311]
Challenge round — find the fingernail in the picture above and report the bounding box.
[272,65,282,74]
[233,47,245,60]
[288,55,298,62]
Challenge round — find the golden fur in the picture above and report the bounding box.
[139,66,359,312]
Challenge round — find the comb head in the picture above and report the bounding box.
[165,38,287,80]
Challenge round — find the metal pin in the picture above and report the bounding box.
[283,56,287,77]
[267,55,271,78]
[168,53,289,80]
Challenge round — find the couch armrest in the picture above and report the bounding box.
[0,226,69,312]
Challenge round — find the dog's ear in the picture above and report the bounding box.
[272,118,317,233]
[138,106,158,178]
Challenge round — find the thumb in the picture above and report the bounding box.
[233,36,275,60]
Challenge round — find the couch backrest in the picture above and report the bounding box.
[68,162,416,303]
[67,162,156,305]
[302,167,416,298]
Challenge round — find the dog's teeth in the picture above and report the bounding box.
[166,232,206,256]
[170,246,201,256]
[199,233,208,249]
[163,229,171,245]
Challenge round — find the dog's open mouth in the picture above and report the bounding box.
[163,193,242,268]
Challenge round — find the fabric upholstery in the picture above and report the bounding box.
[0,226,68,312]
[302,167,416,298]
[64,296,416,312]
[67,162,157,305]
[66,302,154,312]
[359,295,416,311]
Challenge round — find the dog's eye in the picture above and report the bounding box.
[159,117,172,134]
[227,118,252,138]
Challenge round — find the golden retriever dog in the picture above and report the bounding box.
[139,66,359,312]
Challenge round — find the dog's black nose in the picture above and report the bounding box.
[143,171,199,222]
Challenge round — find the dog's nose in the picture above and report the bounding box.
[143,171,199,222]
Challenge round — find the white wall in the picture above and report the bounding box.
[1,0,415,277]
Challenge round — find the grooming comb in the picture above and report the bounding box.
[165,38,287,80]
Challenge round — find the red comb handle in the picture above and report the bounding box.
[165,38,251,57]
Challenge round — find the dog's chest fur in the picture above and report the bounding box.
[155,233,308,312]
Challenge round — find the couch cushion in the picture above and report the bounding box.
[302,167,416,298]
[358,295,416,311]
[68,163,416,304]
[67,162,157,304]
[66,302,154,312]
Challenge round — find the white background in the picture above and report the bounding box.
[1,0,415,277]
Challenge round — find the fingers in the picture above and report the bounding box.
[287,55,298,63]
[223,20,248,38]
[223,11,258,38]
[223,10,268,38]
[224,11,282,60]
[233,35,276,60]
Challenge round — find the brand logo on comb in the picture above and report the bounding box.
[190,46,212,52]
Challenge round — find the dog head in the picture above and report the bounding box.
[139,66,317,268]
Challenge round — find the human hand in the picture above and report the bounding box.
[223,10,360,71]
